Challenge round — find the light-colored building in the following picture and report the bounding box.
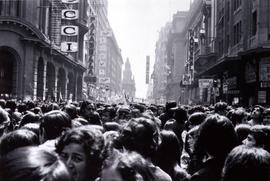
[0,0,87,101]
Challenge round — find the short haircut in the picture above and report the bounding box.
[222,145,270,181]
[0,146,73,181]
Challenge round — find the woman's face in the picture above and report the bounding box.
[100,167,124,181]
[242,134,256,147]
[60,143,87,181]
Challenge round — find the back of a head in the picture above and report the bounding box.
[102,150,155,181]
[64,104,77,119]
[214,102,228,115]
[118,117,161,159]
[0,129,39,156]
[0,107,9,125]
[165,101,177,112]
[222,145,270,181]
[0,146,73,181]
[40,110,71,141]
[188,112,207,127]
[234,124,251,143]
[196,114,237,158]
[156,130,181,167]
[19,112,40,127]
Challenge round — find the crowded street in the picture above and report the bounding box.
[1,0,270,181]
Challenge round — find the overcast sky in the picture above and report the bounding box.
[108,0,190,98]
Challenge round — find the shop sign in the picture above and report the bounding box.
[226,76,237,90]
[199,79,213,88]
[259,58,270,81]
[245,61,256,83]
[61,26,78,36]
[99,77,110,84]
[61,42,78,52]
[99,61,106,67]
[260,81,270,88]
[61,9,78,20]
[258,91,267,104]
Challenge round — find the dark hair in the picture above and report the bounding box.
[102,150,155,181]
[222,145,270,181]
[63,104,78,119]
[248,125,270,152]
[195,114,237,158]
[5,100,16,112]
[188,112,206,126]
[156,130,181,168]
[19,112,40,127]
[0,107,9,125]
[116,117,161,160]
[234,124,251,144]
[40,110,71,141]
[227,108,248,126]
[56,126,105,181]
[0,146,73,181]
[80,100,94,115]
[0,129,39,156]
[214,102,228,114]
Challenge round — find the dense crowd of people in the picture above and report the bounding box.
[0,99,270,181]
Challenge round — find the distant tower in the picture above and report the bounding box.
[122,58,136,98]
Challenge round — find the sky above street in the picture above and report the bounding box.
[108,0,190,98]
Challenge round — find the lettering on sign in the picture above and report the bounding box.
[61,42,78,52]
[61,26,78,36]
[99,61,106,67]
[62,9,78,20]
[99,77,110,84]
[61,0,79,3]
[199,79,213,88]
[99,69,105,75]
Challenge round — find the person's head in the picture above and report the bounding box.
[242,125,270,152]
[5,100,16,112]
[251,105,264,122]
[214,101,228,116]
[165,101,177,112]
[195,114,237,159]
[155,130,181,170]
[171,106,188,124]
[0,129,39,156]
[19,112,40,127]
[80,101,95,119]
[187,112,206,130]
[116,106,131,120]
[39,110,71,142]
[101,150,155,181]
[227,108,248,126]
[0,107,10,136]
[0,146,73,181]
[64,104,78,120]
[234,124,251,144]
[116,117,161,160]
[222,145,270,181]
[56,126,105,181]
[0,99,6,108]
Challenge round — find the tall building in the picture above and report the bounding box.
[153,23,171,104]
[84,0,123,102]
[122,58,136,98]
[0,0,88,101]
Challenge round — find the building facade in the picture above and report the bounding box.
[0,0,88,101]
[84,0,123,102]
[122,58,136,98]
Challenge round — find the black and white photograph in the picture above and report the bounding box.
[0,0,270,180]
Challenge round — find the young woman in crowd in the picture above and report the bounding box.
[56,126,105,181]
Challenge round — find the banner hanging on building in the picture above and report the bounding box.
[146,56,150,84]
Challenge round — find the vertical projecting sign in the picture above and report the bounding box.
[146,56,150,84]
[60,0,79,53]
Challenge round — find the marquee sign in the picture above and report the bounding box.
[61,0,79,53]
